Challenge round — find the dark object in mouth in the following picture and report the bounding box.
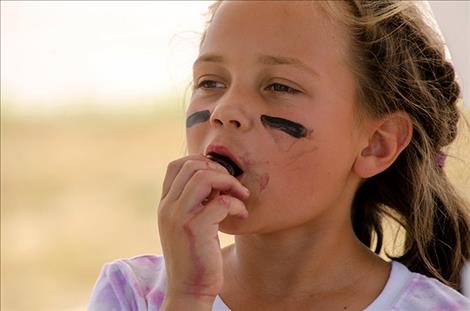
[207,153,243,177]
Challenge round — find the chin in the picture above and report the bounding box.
[218,216,253,235]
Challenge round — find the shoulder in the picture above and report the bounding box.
[88,254,167,311]
[367,260,470,311]
[396,269,470,310]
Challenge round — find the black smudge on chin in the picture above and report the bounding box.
[260,114,310,138]
[186,110,211,128]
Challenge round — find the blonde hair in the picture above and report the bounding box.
[200,0,470,290]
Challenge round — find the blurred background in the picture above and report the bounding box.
[1,1,469,310]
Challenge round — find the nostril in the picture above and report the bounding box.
[212,116,241,128]
[230,120,241,128]
[213,119,223,127]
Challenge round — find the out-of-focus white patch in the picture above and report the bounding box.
[422,1,470,108]
[0,1,211,111]
[463,261,470,298]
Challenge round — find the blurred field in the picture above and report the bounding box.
[1,101,192,311]
[1,102,469,311]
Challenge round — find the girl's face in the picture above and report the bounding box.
[186,1,366,234]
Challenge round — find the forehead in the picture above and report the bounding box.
[200,1,349,69]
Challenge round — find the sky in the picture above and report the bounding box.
[1,1,211,111]
[1,1,469,113]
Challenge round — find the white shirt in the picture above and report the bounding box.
[88,254,470,310]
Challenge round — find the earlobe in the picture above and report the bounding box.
[354,112,413,178]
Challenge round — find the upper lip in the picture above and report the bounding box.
[204,144,244,173]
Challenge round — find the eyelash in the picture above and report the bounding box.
[196,80,301,95]
[265,83,300,94]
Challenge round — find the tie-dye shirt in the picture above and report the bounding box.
[88,254,470,311]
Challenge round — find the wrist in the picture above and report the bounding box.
[161,293,215,311]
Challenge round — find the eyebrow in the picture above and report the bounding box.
[193,53,318,76]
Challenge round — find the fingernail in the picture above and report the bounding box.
[243,187,250,196]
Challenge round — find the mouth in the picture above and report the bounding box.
[207,152,244,178]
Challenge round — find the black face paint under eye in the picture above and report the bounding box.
[186,110,211,128]
[260,114,310,138]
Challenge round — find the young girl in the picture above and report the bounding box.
[88,1,470,310]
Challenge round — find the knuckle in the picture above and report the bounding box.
[167,159,180,171]
[179,159,202,176]
[182,159,198,170]
[217,195,231,208]
[192,169,210,183]
[205,159,222,170]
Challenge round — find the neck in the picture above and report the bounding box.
[222,213,389,309]
[233,221,372,293]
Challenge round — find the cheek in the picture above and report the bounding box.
[278,157,318,194]
[262,164,333,225]
[258,145,318,206]
[265,130,302,152]
[186,126,208,154]
[268,134,354,206]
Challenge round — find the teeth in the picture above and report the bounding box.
[207,153,243,177]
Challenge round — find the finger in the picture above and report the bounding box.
[164,158,229,201]
[161,155,227,200]
[162,155,201,200]
[179,170,250,211]
[187,195,248,235]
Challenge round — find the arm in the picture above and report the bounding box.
[160,294,215,311]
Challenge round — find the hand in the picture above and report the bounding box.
[157,154,250,305]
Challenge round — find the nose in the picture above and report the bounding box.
[209,90,252,131]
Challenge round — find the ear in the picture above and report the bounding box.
[354,112,413,178]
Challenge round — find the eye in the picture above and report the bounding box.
[266,83,300,94]
[196,80,225,89]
